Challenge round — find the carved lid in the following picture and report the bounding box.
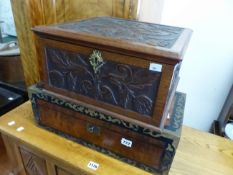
[33,17,192,62]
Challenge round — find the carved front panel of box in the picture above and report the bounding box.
[45,47,161,117]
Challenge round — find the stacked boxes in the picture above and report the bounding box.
[29,17,192,174]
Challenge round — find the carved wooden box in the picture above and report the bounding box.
[33,17,192,130]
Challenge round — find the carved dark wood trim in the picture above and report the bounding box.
[29,85,185,138]
[30,90,159,137]
[165,92,186,131]
[55,17,184,48]
[45,46,161,116]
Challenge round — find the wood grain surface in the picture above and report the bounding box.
[11,0,41,86]
[37,99,165,169]
[0,102,233,175]
[0,134,13,175]
[170,126,233,175]
[0,55,24,83]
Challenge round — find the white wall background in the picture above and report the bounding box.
[138,0,164,23]
[0,0,16,36]
[160,0,233,131]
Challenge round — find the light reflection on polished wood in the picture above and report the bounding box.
[0,102,233,175]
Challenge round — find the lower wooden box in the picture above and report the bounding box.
[28,84,186,174]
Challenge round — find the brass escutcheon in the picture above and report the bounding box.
[89,50,105,74]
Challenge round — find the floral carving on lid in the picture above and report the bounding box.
[55,17,184,48]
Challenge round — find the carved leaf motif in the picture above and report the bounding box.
[48,48,92,76]
[109,64,133,82]
[161,144,175,171]
[49,70,65,88]
[134,95,153,115]
[80,80,94,94]
[99,85,118,105]
[109,64,160,90]
[56,17,184,48]
[129,70,161,89]
[49,49,73,68]
[107,64,158,112]
[67,71,78,90]
[46,47,161,116]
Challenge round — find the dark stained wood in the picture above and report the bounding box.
[33,17,192,62]
[43,43,162,123]
[35,87,164,132]
[0,55,25,83]
[36,36,178,127]
[38,99,165,169]
[154,64,175,127]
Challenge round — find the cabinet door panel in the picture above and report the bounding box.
[19,147,48,175]
[56,167,74,175]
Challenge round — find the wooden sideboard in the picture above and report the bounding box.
[0,102,233,175]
